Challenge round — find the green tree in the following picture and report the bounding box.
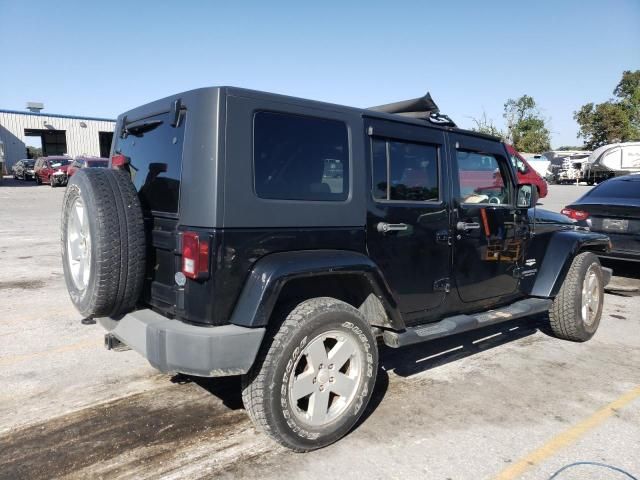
[503,95,551,152]
[574,70,640,149]
[469,111,505,139]
[26,146,42,159]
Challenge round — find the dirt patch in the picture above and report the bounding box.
[0,383,249,480]
[0,280,45,291]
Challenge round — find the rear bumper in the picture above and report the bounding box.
[99,309,265,377]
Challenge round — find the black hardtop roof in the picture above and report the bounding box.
[118,86,502,143]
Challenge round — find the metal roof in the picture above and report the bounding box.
[0,108,115,123]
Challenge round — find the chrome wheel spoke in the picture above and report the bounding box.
[328,339,355,371]
[291,370,316,400]
[308,388,330,424]
[330,373,356,398]
[305,339,328,371]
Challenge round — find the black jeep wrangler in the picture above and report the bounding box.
[61,87,611,451]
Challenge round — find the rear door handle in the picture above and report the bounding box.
[456,221,481,232]
[377,222,408,233]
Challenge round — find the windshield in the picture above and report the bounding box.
[50,159,71,168]
[25,160,35,167]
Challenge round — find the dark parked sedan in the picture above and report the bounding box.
[562,174,640,262]
[11,159,36,180]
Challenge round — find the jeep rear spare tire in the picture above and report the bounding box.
[242,297,378,451]
[61,168,146,318]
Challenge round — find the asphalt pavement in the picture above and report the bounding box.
[1,180,638,480]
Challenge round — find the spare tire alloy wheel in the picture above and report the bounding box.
[66,197,91,291]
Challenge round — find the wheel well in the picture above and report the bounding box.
[273,274,394,329]
[580,244,608,254]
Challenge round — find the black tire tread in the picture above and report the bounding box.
[241,297,371,452]
[61,168,145,318]
[549,251,600,342]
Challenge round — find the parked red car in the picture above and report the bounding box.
[34,156,72,187]
[67,156,109,178]
[505,144,548,198]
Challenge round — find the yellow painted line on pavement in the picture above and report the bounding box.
[0,337,102,367]
[493,385,640,480]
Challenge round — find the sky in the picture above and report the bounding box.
[1,0,639,147]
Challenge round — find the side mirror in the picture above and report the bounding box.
[517,184,538,208]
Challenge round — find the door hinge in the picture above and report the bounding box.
[434,277,451,293]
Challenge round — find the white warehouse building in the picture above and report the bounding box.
[0,107,116,170]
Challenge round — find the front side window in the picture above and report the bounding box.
[253,112,349,201]
[456,150,510,205]
[371,138,439,202]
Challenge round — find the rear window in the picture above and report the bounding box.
[253,112,349,201]
[114,113,184,213]
[587,178,640,199]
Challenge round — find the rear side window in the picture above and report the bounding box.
[253,112,349,201]
[114,113,184,213]
[371,138,439,202]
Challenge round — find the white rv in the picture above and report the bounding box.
[581,142,640,184]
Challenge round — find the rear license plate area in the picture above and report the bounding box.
[602,218,629,232]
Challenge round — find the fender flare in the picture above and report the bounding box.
[525,230,610,298]
[229,249,403,329]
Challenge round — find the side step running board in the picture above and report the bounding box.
[383,298,552,348]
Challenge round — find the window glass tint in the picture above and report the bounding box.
[114,113,184,213]
[588,178,640,199]
[456,151,510,204]
[253,112,349,201]
[371,138,439,202]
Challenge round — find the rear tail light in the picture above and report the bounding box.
[561,207,590,221]
[181,232,210,280]
[111,154,129,169]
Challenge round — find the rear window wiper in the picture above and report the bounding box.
[123,120,163,137]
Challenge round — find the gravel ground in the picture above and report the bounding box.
[1,179,638,480]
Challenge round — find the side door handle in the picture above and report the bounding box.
[377,222,408,233]
[456,221,481,232]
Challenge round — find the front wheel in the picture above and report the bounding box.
[242,297,378,451]
[549,252,604,342]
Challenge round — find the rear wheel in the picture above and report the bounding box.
[242,297,378,451]
[549,252,604,342]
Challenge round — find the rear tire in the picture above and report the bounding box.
[242,297,378,451]
[61,169,146,318]
[549,252,604,342]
